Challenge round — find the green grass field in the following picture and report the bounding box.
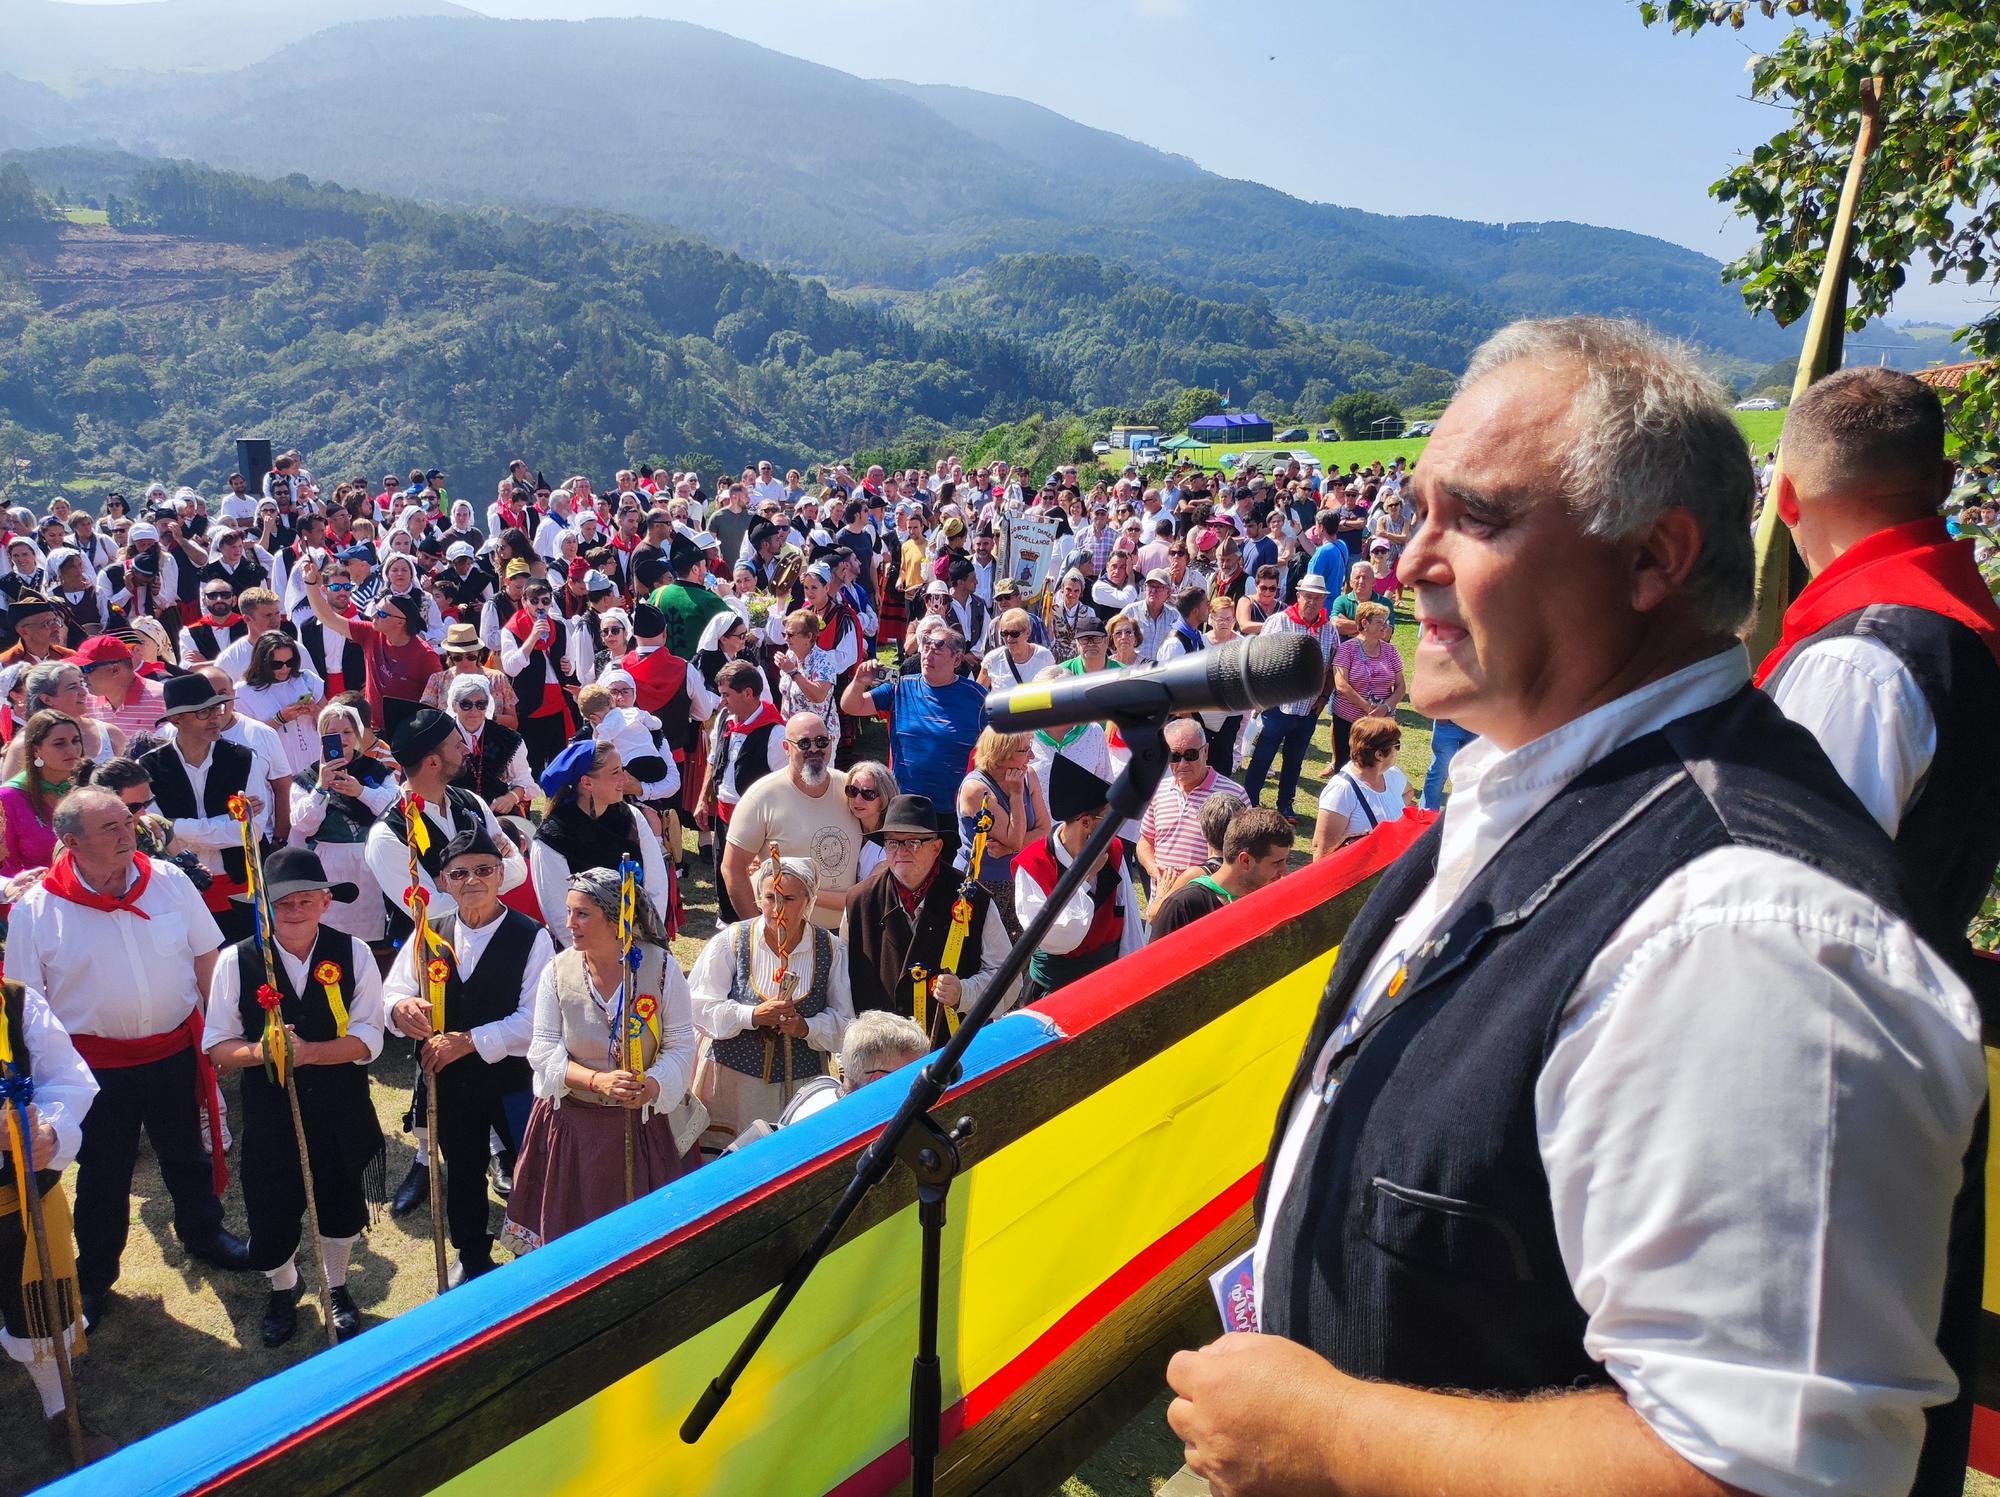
[1190,407,1787,478]
[59,207,109,226]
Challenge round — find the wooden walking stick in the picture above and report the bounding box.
[396,789,452,1296]
[0,982,84,1467]
[615,856,645,1205]
[231,795,341,1349]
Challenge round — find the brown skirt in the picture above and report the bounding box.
[499,1093,696,1255]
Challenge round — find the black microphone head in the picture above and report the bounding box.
[1208,629,1325,714]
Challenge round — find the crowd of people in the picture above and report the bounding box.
[0,441,1436,1460]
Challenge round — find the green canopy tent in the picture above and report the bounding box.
[1160,434,1210,451]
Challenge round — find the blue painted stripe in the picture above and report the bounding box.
[46,1009,1064,1497]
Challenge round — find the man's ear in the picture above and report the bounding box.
[1629,505,1706,617]
[1773,471,1800,530]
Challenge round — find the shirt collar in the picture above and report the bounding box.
[1437,645,1748,893]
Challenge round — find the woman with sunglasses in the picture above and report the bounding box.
[584,607,632,683]
[976,608,1055,690]
[234,631,326,776]
[420,622,520,732]
[287,702,400,944]
[1235,564,1284,637]
[445,671,532,818]
[842,759,898,884]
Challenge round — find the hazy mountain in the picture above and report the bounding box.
[5,0,474,85]
[1,11,1794,368]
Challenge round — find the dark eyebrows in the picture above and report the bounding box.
[1434,480,1518,526]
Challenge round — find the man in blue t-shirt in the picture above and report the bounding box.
[840,620,987,856]
[1306,507,1351,602]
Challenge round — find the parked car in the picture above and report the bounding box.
[1734,397,1783,412]
[1315,427,1338,441]
[1091,438,1113,455]
[1405,421,1436,437]
[1276,428,1308,442]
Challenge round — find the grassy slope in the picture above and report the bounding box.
[1191,408,1788,477]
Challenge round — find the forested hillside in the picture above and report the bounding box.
[0,158,1073,491]
[0,12,1796,370]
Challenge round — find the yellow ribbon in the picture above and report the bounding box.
[312,961,350,1038]
[0,984,85,1357]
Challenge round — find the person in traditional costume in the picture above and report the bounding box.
[139,673,274,945]
[529,739,670,947]
[384,824,550,1284]
[204,847,384,1347]
[500,868,697,1254]
[286,702,400,945]
[0,968,107,1460]
[1012,757,1146,1002]
[842,794,1015,1047]
[5,787,250,1329]
[689,853,854,1154]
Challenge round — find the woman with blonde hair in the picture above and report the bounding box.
[977,608,1054,689]
[288,701,401,942]
[1330,599,1407,769]
[954,727,1046,905]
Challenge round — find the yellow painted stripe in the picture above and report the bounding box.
[439,948,1336,1496]
[1983,1046,1999,1315]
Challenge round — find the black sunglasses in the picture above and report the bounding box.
[788,734,833,752]
[1167,748,1205,764]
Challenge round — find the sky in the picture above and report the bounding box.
[61,0,1992,325]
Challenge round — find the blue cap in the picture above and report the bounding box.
[537,739,598,800]
[336,544,374,563]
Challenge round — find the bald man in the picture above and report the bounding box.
[1756,366,2000,937]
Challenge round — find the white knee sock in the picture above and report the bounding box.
[267,1257,298,1292]
[319,1234,356,1289]
[2,1329,69,1418]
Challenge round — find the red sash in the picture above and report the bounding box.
[1753,518,2000,686]
[71,1012,228,1197]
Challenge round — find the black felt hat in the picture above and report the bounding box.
[1048,754,1111,823]
[390,706,456,767]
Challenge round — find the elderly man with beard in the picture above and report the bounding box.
[842,794,1014,1047]
[722,711,861,932]
[1166,318,1986,1497]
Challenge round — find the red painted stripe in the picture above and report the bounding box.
[824,1166,1262,1497]
[1035,810,1432,1033]
[1972,1404,2000,1477]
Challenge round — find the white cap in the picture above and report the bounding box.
[446,541,477,562]
[128,522,160,544]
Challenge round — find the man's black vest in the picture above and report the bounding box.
[1257,685,1982,1496]
[297,617,367,692]
[141,739,255,883]
[1763,603,2000,935]
[845,864,991,1046]
[719,721,780,803]
[428,909,539,1099]
[451,721,526,806]
[183,616,248,663]
[230,929,380,1164]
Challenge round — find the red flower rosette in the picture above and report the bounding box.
[226,792,251,822]
[633,994,658,1022]
[426,958,449,986]
[312,960,341,987]
[404,884,430,909]
[255,982,283,1012]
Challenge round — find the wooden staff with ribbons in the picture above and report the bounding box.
[932,809,993,1041]
[0,978,83,1467]
[397,790,452,1295]
[760,843,799,1104]
[613,855,650,1205]
[230,794,340,1348]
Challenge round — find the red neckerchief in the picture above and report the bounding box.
[815,601,856,652]
[42,849,154,919]
[1284,600,1323,629]
[889,859,942,920]
[728,701,782,736]
[1753,517,2000,685]
[196,611,242,633]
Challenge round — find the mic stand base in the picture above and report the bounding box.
[901,1110,973,1497]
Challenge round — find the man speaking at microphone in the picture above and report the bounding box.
[1166,319,1986,1497]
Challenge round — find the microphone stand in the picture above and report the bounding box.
[683,717,1172,1497]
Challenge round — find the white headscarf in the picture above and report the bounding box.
[751,854,819,904]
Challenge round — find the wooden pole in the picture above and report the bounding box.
[1746,76,1883,659]
[401,792,451,1296]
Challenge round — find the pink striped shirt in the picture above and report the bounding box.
[91,677,167,740]
[1139,768,1247,877]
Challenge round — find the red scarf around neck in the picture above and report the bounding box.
[728,701,782,737]
[42,849,153,918]
[1753,517,2000,686]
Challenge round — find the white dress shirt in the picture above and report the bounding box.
[1253,647,1985,1497]
[202,931,387,1062]
[1766,633,1936,836]
[6,860,222,1039]
[155,735,276,876]
[1115,601,1183,665]
[688,918,854,1059]
[10,985,98,1172]
[381,908,552,1065]
[362,791,527,922]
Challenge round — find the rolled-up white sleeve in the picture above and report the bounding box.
[1767,635,1936,837]
[689,927,754,1040]
[19,986,96,1172]
[1538,846,1986,1497]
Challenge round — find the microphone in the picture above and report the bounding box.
[987,630,1325,733]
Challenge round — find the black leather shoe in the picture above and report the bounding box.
[488,1154,513,1199]
[260,1283,304,1348]
[327,1285,362,1342]
[389,1160,427,1218]
[79,1290,112,1332]
[181,1227,252,1272]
